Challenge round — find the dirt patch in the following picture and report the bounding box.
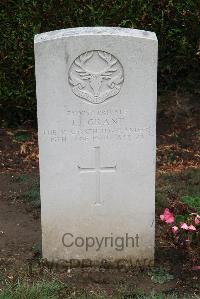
[0,173,41,261]
[0,129,38,173]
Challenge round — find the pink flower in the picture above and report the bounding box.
[188,225,196,231]
[160,208,174,224]
[195,215,200,225]
[180,223,189,230]
[172,226,178,234]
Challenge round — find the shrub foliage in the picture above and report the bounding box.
[1,0,200,126]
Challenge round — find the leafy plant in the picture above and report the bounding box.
[160,206,200,249]
[181,196,200,214]
[14,132,31,142]
[147,268,174,284]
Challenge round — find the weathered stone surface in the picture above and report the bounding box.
[34,27,157,263]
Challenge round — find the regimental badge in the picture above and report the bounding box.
[68,50,124,104]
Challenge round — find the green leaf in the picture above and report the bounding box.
[181,196,200,211]
[175,214,186,223]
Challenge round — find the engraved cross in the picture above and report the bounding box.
[78,146,116,205]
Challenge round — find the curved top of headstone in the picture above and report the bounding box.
[34,27,157,43]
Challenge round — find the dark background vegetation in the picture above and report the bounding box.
[1,0,200,126]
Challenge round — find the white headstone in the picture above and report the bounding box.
[34,27,157,264]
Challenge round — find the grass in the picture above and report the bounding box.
[22,179,40,208]
[0,281,200,299]
[156,168,200,212]
[147,268,174,284]
[117,285,199,299]
[0,281,199,299]
[133,295,199,299]
[0,281,63,299]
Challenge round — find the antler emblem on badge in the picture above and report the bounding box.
[68,50,124,104]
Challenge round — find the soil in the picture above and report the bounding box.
[0,93,199,297]
[0,174,41,261]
